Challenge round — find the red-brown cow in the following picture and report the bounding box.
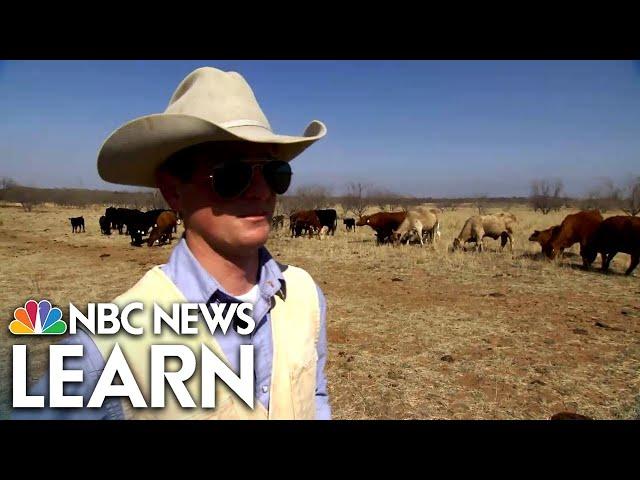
[546,210,604,266]
[356,211,407,245]
[290,210,323,239]
[583,215,640,275]
[528,225,560,256]
[147,210,178,247]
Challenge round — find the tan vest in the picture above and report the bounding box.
[92,264,320,420]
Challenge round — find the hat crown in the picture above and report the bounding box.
[165,67,272,131]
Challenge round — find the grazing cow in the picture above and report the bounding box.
[147,210,179,247]
[69,216,85,233]
[529,225,560,256]
[271,215,285,230]
[545,210,603,266]
[105,207,143,234]
[392,207,440,247]
[314,209,338,235]
[583,215,640,275]
[128,221,150,246]
[289,211,303,237]
[290,210,323,238]
[319,225,330,239]
[343,218,356,231]
[453,213,517,252]
[424,217,441,243]
[99,215,111,235]
[356,211,407,245]
[105,207,118,231]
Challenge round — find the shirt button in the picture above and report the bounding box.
[262,385,269,393]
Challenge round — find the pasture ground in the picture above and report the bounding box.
[1,203,638,419]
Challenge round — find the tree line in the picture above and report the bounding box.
[530,176,640,216]
[2,175,638,217]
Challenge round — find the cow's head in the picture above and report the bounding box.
[452,237,462,250]
[528,230,541,242]
[582,242,598,266]
[356,216,369,227]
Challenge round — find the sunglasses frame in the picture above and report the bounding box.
[206,159,293,199]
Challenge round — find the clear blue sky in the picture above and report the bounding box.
[1,60,639,197]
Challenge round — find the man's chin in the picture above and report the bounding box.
[238,227,270,248]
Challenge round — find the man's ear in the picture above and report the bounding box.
[155,169,182,212]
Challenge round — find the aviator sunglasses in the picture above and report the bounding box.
[206,159,293,198]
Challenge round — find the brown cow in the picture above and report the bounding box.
[529,225,560,256]
[546,210,603,266]
[147,211,178,247]
[356,211,407,245]
[290,210,323,238]
[583,215,640,275]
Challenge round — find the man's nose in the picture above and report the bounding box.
[243,165,272,200]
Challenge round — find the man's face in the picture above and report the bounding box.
[158,143,282,257]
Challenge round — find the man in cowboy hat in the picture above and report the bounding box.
[13,66,330,420]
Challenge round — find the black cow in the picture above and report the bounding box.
[99,215,111,235]
[314,209,337,236]
[126,211,157,246]
[104,207,141,235]
[69,216,85,233]
[343,218,356,231]
[271,215,285,230]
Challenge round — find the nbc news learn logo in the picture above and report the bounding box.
[9,299,67,335]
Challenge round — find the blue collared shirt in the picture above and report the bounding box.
[12,238,331,420]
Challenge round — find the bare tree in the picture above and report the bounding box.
[0,176,18,201]
[437,200,457,211]
[291,184,333,211]
[148,189,169,210]
[621,176,640,216]
[342,182,371,218]
[275,195,299,217]
[582,178,621,212]
[367,187,405,212]
[14,188,35,212]
[530,178,564,214]
[473,194,489,215]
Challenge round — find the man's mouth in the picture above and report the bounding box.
[239,212,270,219]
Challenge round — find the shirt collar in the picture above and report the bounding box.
[162,236,286,304]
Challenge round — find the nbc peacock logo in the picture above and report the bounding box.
[9,299,67,335]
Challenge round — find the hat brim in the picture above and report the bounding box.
[97,113,326,188]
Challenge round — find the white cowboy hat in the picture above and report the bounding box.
[97,66,327,187]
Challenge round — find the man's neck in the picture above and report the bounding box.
[185,231,260,297]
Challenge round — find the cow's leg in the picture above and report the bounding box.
[625,254,639,276]
[500,232,508,250]
[475,229,484,253]
[601,251,615,272]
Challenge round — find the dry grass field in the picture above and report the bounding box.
[1,203,639,420]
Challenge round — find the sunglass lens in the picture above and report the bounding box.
[212,162,253,198]
[263,161,292,194]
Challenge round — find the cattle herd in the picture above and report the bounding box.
[280,207,640,276]
[65,204,639,274]
[69,207,181,247]
[528,209,640,276]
